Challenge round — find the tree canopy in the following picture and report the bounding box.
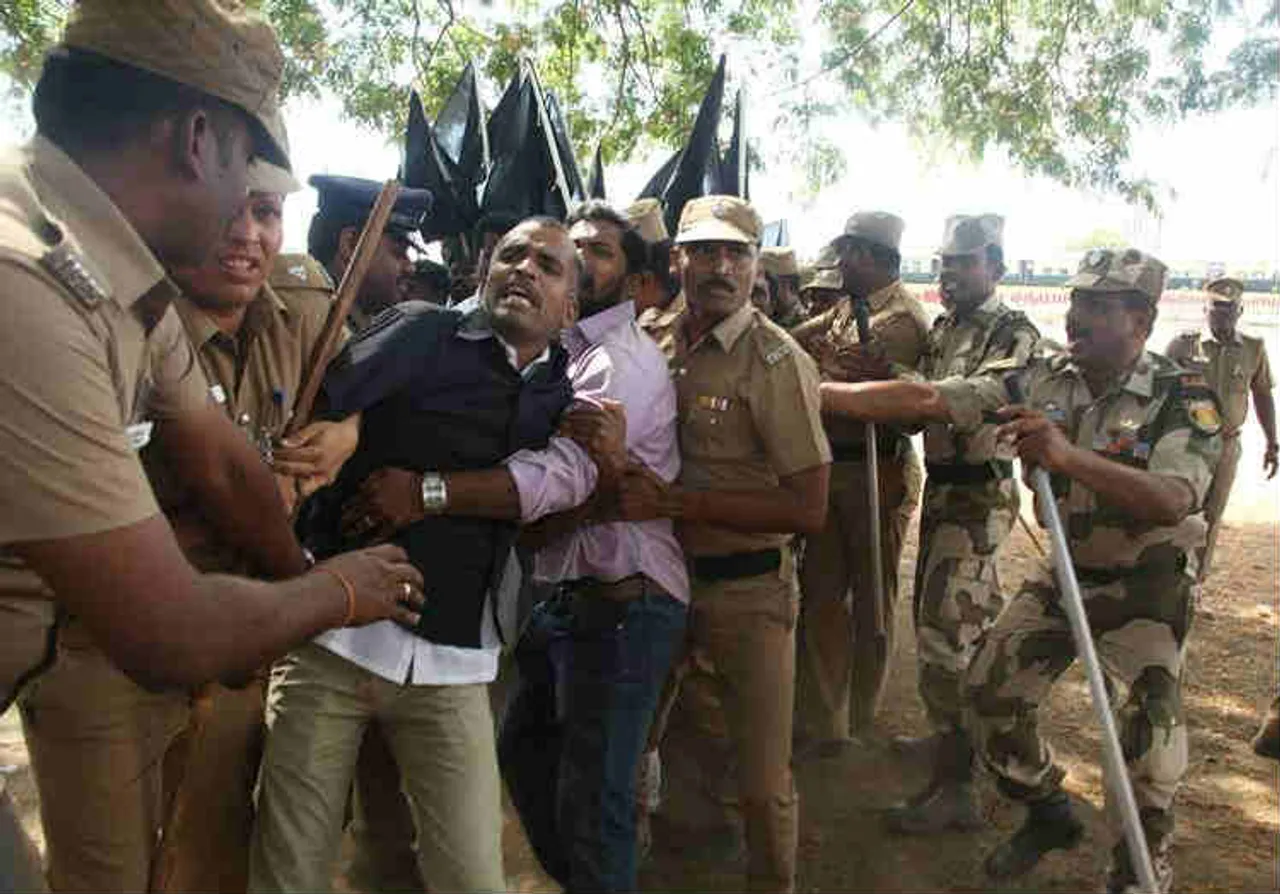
[2,0,1276,209]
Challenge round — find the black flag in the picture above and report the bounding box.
[659,54,726,233]
[588,143,606,199]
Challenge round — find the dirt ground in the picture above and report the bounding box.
[2,297,1277,893]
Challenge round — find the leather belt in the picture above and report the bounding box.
[558,574,651,603]
[691,548,782,582]
[926,460,1014,485]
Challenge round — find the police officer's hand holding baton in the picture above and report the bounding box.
[999,376,1160,894]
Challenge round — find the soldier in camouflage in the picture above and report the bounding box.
[819,247,1221,894]
[883,215,1040,834]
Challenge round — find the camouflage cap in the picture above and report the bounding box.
[1204,276,1245,305]
[675,195,762,245]
[802,266,843,291]
[940,213,1004,256]
[813,240,842,270]
[760,246,799,277]
[625,198,668,244]
[63,0,290,170]
[1066,247,1167,304]
[841,211,905,252]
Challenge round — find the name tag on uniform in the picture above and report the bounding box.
[695,394,733,411]
[126,421,154,451]
[209,384,227,405]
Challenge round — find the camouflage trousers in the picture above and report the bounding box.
[966,566,1194,829]
[911,477,1018,731]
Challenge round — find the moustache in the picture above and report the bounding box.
[701,277,736,293]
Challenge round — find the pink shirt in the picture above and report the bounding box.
[519,300,689,603]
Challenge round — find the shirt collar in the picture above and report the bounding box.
[693,300,756,352]
[26,136,171,309]
[174,283,290,350]
[864,279,902,313]
[566,300,636,352]
[456,305,552,375]
[1121,353,1157,398]
[1061,351,1157,399]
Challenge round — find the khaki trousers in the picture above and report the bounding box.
[660,554,801,892]
[18,621,187,893]
[345,723,423,892]
[797,453,916,740]
[1,780,45,893]
[1200,431,1242,577]
[249,643,505,893]
[154,681,266,893]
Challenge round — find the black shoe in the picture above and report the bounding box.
[983,791,1084,880]
[884,781,984,835]
[1252,701,1280,760]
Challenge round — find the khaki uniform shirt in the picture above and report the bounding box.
[0,137,208,698]
[1166,330,1272,436]
[938,348,1223,572]
[922,295,1039,464]
[143,259,334,572]
[638,292,687,360]
[792,280,930,448]
[670,301,832,557]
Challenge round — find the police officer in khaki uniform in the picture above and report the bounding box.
[1165,276,1277,577]
[618,195,831,892]
[884,215,1040,833]
[625,198,680,320]
[633,199,687,358]
[759,247,805,327]
[0,3,422,890]
[821,248,1221,894]
[790,213,929,755]
[146,162,370,892]
[796,247,846,318]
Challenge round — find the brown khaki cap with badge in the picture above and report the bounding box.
[839,211,905,252]
[940,213,1004,256]
[1204,276,1245,305]
[1066,247,1168,304]
[760,247,799,277]
[625,198,669,244]
[675,195,762,245]
[62,0,291,170]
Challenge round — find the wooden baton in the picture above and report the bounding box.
[287,179,402,435]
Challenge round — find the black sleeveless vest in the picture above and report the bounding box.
[299,303,573,648]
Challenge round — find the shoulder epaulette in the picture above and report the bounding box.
[752,317,798,367]
[39,238,108,311]
[270,253,334,292]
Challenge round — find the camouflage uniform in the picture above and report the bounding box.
[942,339,1222,886]
[914,294,1039,731]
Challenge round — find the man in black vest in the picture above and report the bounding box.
[249,217,613,892]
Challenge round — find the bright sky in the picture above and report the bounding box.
[4,47,1277,276]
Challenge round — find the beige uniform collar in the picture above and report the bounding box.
[175,283,291,349]
[27,136,170,308]
[689,300,756,352]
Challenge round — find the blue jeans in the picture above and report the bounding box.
[499,579,687,893]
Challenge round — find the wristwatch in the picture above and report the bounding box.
[420,471,449,515]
